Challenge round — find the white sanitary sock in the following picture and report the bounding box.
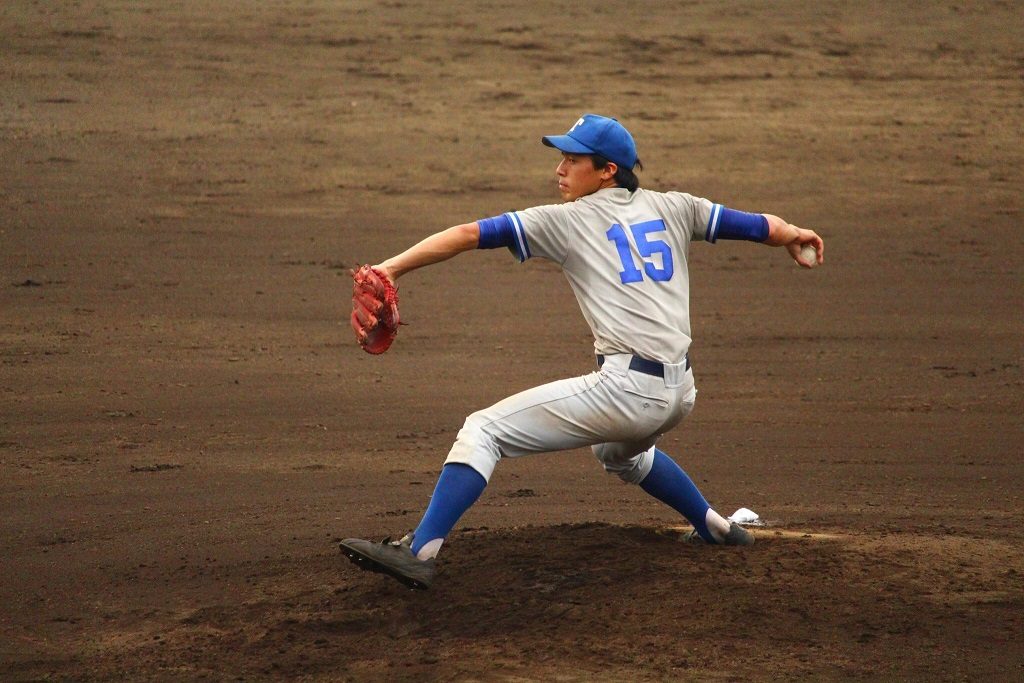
[416,538,443,561]
[705,509,732,543]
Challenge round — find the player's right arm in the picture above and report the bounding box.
[681,194,824,269]
[762,214,824,268]
[376,222,480,283]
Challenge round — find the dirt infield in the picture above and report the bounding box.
[2,1,1022,680]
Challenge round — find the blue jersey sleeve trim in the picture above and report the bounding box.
[508,211,531,261]
[706,203,724,242]
[475,213,530,261]
[476,213,529,261]
[706,205,769,243]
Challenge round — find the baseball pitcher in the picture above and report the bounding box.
[343,114,824,589]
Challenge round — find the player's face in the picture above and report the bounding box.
[555,153,615,201]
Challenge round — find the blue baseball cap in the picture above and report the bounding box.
[542,114,638,169]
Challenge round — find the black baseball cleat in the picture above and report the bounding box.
[683,522,755,546]
[339,534,436,590]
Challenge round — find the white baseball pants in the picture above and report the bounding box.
[444,353,696,484]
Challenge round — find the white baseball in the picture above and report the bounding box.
[800,244,818,268]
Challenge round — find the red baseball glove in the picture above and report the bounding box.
[350,265,400,354]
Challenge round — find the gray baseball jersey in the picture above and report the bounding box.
[506,186,716,365]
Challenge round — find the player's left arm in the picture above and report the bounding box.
[375,222,481,284]
[762,214,824,268]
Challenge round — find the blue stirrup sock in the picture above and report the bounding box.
[640,449,717,543]
[411,463,487,558]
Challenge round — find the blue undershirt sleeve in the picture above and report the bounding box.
[477,213,528,261]
[477,215,515,249]
[705,205,769,243]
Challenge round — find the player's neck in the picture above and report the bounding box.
[587,180,618,196]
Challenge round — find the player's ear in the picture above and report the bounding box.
[601,161,618,180]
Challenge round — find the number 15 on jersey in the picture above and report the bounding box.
[605,219,674,284]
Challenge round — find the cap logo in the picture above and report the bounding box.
[569,117,585,133]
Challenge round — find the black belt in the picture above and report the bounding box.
[596,353,689,378]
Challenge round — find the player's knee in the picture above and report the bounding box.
[592,443,654,485]
[444,412,501,481]
[462,411,496,448]
[603,460,649,484]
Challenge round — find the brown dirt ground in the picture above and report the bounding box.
[2,1,1023,681]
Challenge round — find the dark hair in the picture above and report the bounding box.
[591,154,643,192]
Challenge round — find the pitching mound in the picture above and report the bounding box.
[19,523,1018,681]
